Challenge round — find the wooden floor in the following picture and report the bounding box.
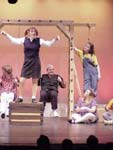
[0,117,113,146]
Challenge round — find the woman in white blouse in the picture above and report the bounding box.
[1,27,60,103]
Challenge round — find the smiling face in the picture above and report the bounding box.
[83,43,91,53]
[47,64,55,76]
[84,89,91,97]
[29,28,37,37]
[25,27,38,38]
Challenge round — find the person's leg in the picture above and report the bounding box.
[17,77,26,102]
[50,90,58,110]
[32,78,38,103]
[5,92,14,116]
[75,113,97,123]
[0,92,8,118]
[71,113,82,123]
[103,112,113,120]
[103,111,113,125]
[84,70,90,92]
[50,90,59,117]
[40,90,48,111]
[91,71,98,93]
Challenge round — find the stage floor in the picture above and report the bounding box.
[0,117,113,146]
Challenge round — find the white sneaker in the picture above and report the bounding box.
[53,110,60,117]
[104,120,113,125]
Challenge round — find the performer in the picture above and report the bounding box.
[1,27,60,103]
[103,99,113,125]
[0,65,19,119]
[38,64,66,117]
[69,89,98,124]
[73,42,101,94]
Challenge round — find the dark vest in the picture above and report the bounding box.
[40,74,59,91]
[24,37,40,59]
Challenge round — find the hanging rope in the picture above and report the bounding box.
[73,62,82,97]
[87,24,91,42]
[15,25,21,77]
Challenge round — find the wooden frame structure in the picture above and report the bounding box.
[0,19,95,119]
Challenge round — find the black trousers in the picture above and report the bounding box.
[40,90,58,110]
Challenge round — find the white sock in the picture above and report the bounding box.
[32,96,36,99]
[19,96,23,99]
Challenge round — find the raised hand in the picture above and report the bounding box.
[1,31,7,36]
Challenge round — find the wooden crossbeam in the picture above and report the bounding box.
[0,19,74,27]
[0,19,95,28]
[73,23,95,27]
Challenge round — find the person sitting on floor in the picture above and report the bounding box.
[103,99,113,125]
[38,64,66,117]
[69,89,98,124]
[0,65,19,119]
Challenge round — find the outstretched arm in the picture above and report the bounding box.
[1,31,25,45]
[71,47,78,51]
[40,35,60,47]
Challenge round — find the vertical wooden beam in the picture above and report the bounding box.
[68,25,75,119]
[68,25,82,119]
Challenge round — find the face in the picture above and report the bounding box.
[2,69,11,77]
[47,66,54,75]
[83,43,91,53]
[29,28,37,37]
[84,89,91,97]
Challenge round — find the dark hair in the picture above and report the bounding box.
[89,89,96,97]
[83,42,95,55]
[24,27,38,36]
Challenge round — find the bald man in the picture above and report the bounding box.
[38,64,66,117]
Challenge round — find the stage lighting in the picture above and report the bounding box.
[8,0,18,4]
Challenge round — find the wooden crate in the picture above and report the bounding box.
[9,102,44,125]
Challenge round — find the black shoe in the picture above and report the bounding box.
[1,113,5,119]
[68,119,72,124]
[32,98,37,103]
[16,98,23,103]
[68,119,76,124]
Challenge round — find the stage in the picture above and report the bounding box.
[0,117,113,146]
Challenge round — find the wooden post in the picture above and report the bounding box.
[68,25,75,119]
